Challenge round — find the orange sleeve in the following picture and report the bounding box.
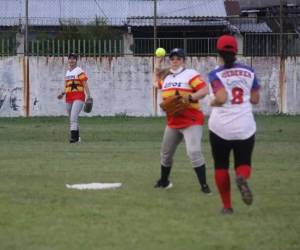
[189,75,207,91]
[157,79,163,89]
[78,72,88,82]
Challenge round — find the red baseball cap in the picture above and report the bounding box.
[217,35,238,54]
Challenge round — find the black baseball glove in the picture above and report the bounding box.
[84,97,93,113]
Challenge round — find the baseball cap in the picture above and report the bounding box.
[169,48,186,59]
[217,35,238,54]
[68,53,78,59]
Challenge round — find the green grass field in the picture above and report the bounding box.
[0,115,299,250]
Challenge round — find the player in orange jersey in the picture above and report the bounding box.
[57,53,91,143]
[153,48,211,194]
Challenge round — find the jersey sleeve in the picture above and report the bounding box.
[208,70,218,83]
[77,68,88,82]
[188,75,207,91]
[208,70,224,94]
[251,75,260,91]
[78,72,88,82]
[211,79,225,94]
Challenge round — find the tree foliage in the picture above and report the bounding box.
[56,16,123,40]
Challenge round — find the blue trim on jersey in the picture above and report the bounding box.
[208,65,224,83]
[234,63,255,73]
[208,63,260,90]
[252,76,259,90]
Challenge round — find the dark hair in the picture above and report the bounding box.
[218,51,236,69]
[68,53,78,60]
[169,48,186,60]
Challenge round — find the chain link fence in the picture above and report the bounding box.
[133,37,218,56]
[1,0,300,57]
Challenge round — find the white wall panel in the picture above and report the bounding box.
[1,56,300,117]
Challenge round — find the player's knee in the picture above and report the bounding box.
[187,150,205,167]
[187,149,201,159]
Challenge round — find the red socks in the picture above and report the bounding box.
[215,165,252,209]
[215,169,231,209]
[235,165,251,179]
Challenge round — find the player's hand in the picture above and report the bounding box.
[184,95,194,103]
[154,57,164,67]
[57,93,64,100]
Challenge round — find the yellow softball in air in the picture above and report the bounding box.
[155,48,166,57]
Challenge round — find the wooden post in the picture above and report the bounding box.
[279,0,286,113]
[152,0,158,116]
[24,0,30,117]
[279,57,286,113]
[23,56,30,117]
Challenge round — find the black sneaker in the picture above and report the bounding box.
[69,130,80,144]
[220,208,234,215]
[236,176,253,205]
[69,137,81,144]
[201,184,212,195]
[154,179,173,189]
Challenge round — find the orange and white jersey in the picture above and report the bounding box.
[64,66,88,103]
[158,68,207,128]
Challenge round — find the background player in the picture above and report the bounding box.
[208,35,260,214]
[153,48,211,194]
[57,53,91,143]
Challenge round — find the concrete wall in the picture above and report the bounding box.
[0,57,24,117]
[0,55,299,117]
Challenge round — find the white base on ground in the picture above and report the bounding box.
[66,182,122,190]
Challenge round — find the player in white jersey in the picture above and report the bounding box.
[208,35,260,214]
[57,53,91,143]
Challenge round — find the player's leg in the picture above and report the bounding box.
[155,126,183,189]
[233,134,255,205]
[209,131,233,214]
[69,100,84,143]
[182,125,211,194]
[66,102,74,142]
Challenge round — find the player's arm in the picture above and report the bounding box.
[250,76,260,104]
[153,81,159,89]
[250,90,259,104]
[153,57,169,88]
[83,81,91,98]
[57,88,65,99]
[188,75,208,101]
[210,79,227,107]
[153,57,162,88]
[78,72,91,98]
[190,85,209,101]
[211,88,227,106]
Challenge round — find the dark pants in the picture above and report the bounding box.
[209,131,255,170]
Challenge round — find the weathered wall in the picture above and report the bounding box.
[284,57,300,114]
[0,57,24,117]
[0,56,299,117]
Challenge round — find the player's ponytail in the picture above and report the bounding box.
[218,51,236,69]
